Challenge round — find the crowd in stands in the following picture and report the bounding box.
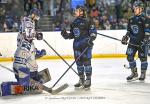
[0,0,149,32]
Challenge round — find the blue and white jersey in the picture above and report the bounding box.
[13,39,38,72]
[19,16,35,34]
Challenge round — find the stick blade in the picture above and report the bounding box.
[51,83,68,95]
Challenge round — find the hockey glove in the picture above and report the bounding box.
[121,35,129,45]
[35,49,46,59]
[61,29,69,39]
[90,33,97,41]
[36,32,43,40]
[87,38,94,47]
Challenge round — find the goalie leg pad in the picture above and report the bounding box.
[17,67,30,86]
[1,82,43,96]
[1,82,19,96]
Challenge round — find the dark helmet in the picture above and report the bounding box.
[75,5,86,17]
[133,0,145,9]
[30,8,41,17]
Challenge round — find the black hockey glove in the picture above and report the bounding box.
[36,32,43,40]
[87,38,94,47]
[90,33,97,41]
[121,35,129,45]
[61,29,68,39]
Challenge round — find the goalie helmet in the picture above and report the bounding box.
[22,21,35,42]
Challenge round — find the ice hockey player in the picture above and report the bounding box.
[61,5,97,89]
[121,0,150,82]
[0,8,47,96]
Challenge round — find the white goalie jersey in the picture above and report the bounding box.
[13,39,38,72]
[14,16,38,72]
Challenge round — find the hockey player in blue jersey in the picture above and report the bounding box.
[61,5,97,89]
[121,0,150,81]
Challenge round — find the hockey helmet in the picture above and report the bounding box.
[133,0,145,9]
[23,21,35,41]
[74,5,86,17]
[30,8,41,20]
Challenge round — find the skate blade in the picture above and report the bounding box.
[74,86,84,90]
[127,77,139,82]
[83,87,91,91]
[139,79,145,83]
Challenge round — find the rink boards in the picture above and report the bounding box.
[0,30,127,62]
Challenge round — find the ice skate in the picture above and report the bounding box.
[83,79,91,90]
[139,70,146,82]
[74,77,85,90]
[127,68,138,82]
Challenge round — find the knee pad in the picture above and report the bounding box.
[141,61,148,70]
[18,67,30,86]
[140,57,147,62]
[127,55,134,62]
[129,61,136,68]
[85,66,92,76]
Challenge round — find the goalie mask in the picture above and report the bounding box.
[23,21,35,42]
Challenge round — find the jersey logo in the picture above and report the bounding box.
[127,48,133,55]
[131,25,139,34]
[73,27,80,38]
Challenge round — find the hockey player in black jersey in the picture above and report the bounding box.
[61,5,97,89]
[121,0,150,81]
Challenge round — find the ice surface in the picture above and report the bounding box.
[0,58,150,104]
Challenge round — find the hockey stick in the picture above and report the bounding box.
[43,39,79,76]
[0,64,68,95]
[97,33,140,47]
[51,46,89,88]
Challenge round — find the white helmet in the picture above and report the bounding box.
[23,21,35,41]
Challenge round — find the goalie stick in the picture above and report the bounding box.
[0,64,68,95]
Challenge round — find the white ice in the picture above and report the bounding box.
[0,58,150,104]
